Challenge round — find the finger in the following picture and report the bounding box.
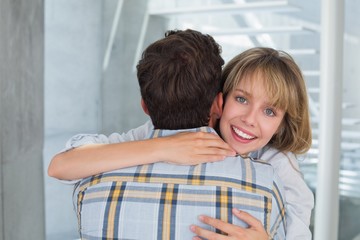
[189,155,227,164]
[178,131,220,141]
[192,140,234,152]
[190,224,227,240]
[195,148,236,158]
[198,215,240,235]
[191,139,236,155]
[192,131,223,140]
[178,132,235,154]
[232,208,263,229]
[165,155,226,165]
[192,237,202,240]
[188,132,233,149]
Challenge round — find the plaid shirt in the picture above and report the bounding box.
[76,127,286,240]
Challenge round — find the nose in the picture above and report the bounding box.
[240,107,256,127]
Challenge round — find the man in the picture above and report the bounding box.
[52,29,285,239]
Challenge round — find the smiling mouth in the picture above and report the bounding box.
[232,126,256,140]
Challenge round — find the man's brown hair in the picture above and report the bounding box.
[137,29,224,129]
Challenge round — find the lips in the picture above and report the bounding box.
[231,126,256,140]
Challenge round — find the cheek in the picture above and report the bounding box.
[263,120,283,138]
[219,113,228,130]
[219,114,231,140]
[219,104,231,121]
[221,101,238,119]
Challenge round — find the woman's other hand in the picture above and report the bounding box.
[190,208,269,240]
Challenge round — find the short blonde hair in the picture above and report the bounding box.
[221,47,311,155]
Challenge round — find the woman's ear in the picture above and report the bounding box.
[141,98,150,115]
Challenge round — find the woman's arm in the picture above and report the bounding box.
[48,131,235,181]
[259,148,314,239]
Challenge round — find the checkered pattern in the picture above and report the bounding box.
[76,127,286,240]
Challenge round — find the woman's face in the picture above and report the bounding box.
[219,73,285,155]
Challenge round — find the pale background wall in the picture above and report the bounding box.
[1,0,359,239]
[43,1,360,239]
[43,1,152,239]
[0,0,45,239]
[44,1,102,239]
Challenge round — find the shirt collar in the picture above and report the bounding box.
[148,126,218,139]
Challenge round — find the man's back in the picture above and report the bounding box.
[76,128,285,240]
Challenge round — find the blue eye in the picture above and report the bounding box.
[265,108,275,116]
[236,96,247,104]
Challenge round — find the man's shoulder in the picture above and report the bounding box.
[78,155,276,193]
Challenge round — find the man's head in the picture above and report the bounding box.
[137,29,224,129]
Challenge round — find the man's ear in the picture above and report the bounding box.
[209,92,223,128]
[141,98,150,115]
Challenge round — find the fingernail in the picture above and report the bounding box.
[233,208,241,214]
[190,225,196,232]
[198,215,205,221]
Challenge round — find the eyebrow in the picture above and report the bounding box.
[234,88,251,97]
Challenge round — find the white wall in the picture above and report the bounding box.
[45,0,102,136]
[44,1,102,239]
[0,0,45,239]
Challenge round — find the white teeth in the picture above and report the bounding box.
[232,126,255,140]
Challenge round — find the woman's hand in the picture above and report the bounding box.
[158,131,236,165]
[190,208,269,240]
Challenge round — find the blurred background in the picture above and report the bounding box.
[1,0,359,239]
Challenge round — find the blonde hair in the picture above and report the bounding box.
[221,47,312,155]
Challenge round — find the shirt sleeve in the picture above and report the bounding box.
[259,148,314,240]
[60,120,153,153]
[269,173,286,240]
[107,120,153,142]
[57,120,154,185]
